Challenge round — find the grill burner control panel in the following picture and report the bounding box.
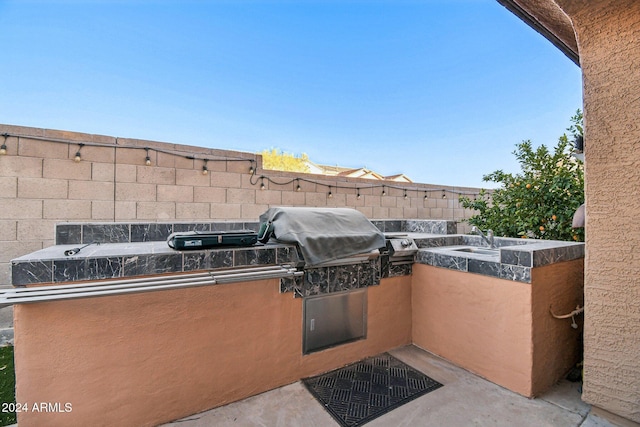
[386,237,418,257]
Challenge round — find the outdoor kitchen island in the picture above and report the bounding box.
[7,218,584,427]
[411,233,584,399]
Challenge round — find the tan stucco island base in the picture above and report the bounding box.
[412,260,584,398]
[13,255,586,426]
[14,276,412,427]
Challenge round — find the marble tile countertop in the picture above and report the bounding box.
[11,241,301,286]
[11,226,584,287]
[12,219,456,287]
[413,234,584,284]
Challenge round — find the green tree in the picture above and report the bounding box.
[259,148,311,173]
[460,111,584,242]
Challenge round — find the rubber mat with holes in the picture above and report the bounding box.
[302,352,443,427]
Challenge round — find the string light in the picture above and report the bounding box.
[74,143,84,163]
[251,175,485,203]
[144,147,151,166]
[1,132,487,201]
[0,134,7,155]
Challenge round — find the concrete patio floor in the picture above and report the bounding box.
[161,345,620,427]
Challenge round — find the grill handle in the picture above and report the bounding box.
[1,266,302,308]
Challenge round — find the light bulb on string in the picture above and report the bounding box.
[74,143,84,163]
[144,148,151,166]
[0,134,7,155]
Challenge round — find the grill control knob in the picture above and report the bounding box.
[401,239,411,248]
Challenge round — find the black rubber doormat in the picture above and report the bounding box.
[302,352,443,427]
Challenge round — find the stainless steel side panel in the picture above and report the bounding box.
[303,289,367,354]
[0,266,303,308]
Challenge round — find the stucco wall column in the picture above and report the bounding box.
[556,1,640,422]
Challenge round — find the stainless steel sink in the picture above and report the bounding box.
[452,247,500,256]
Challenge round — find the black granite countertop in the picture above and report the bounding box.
[11,225,584,287]
[11,241,301,286]
[413,234,584,283]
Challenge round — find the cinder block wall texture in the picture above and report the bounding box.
[0,124,479,286]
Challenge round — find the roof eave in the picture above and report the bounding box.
[496,0,580,66]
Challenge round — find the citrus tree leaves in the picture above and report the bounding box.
[461,111,584,242]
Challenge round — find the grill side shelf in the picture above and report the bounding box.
[0,266,302,308]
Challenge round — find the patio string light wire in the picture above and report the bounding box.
[248,169,488,200]
[0,132,255,166]
[1,132,489,200]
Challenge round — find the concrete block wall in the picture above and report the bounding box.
[0,124,480,286]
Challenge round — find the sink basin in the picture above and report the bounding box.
[452,247,500,256]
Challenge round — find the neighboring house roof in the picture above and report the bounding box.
[385,174,413,183]
[304,161,352,176]
[337,168,386,181]
[304,161,413,182]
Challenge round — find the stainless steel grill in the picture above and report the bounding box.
[384,233,419,265]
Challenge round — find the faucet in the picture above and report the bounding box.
[471,226,495,248]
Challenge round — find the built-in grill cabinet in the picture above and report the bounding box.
[303,289,367,354]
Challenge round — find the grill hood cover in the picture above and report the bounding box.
[259,207,385,267]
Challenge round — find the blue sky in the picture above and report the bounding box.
[0,0,582,188]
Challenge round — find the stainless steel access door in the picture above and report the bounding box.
[303,289,367,354]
